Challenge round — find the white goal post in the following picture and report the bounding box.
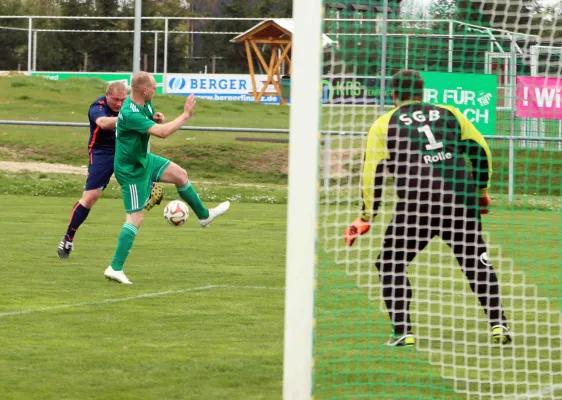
[282,0,322,399]
[529,44,562,77]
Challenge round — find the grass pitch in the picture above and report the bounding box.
[0,76,560,399]
[1,194,560,399]
[0,195,286,400]
[315,202,562,399]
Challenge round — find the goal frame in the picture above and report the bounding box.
[283,2,562,399]
[282,0,323,399]
[529,44,562,77]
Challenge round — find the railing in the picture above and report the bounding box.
[0,119,560,203]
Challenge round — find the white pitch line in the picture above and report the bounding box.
[0,284,285,318]
[512,384,562,399]
[221,285,285,291]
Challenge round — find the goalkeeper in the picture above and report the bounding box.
[344,69,512,347]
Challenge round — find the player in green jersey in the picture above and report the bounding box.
[104,71,230,284]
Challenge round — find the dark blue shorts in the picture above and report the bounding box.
[85,149,115,191]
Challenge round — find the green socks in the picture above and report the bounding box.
[110,222,138,271]
[110,183,207,272]
[176,182,209,219]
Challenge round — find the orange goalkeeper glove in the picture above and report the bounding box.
[344,218,371,247]
[479,192,491,214]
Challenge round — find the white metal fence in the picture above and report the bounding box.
[0,16,538,75]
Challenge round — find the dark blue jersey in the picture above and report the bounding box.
[88,96,118,152]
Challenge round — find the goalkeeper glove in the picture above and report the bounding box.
[344,217,371,247]
[478,189,491,215]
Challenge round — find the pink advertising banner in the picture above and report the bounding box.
[516,76,562,119]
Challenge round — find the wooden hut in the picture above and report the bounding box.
[231,19,336,104]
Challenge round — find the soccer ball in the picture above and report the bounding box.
[163,200,190,226]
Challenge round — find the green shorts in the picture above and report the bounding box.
[117,153,171,213]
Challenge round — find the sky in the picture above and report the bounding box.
[403,0,561,6]
[401,0,561,17]
[402,0,560,6]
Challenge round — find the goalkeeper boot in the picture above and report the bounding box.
[104,266,132,284]
[145,183,164,212]
[57,237,74,259]
[384,332,415,347]
[199,201,231,228]
[492,325,512,345]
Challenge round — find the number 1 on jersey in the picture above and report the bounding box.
[418,125,443,151]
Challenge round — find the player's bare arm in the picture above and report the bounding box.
[95,116,118,130]
[147,94,195,139]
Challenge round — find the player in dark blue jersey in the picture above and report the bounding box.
[58,82,164,259]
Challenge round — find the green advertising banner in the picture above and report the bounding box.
[30,72,164,94]
[320,71,497,135]
[420,71,497,135]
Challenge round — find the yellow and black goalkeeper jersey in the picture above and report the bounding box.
[361,101,492,221]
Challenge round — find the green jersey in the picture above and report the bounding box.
[114,96,157,181]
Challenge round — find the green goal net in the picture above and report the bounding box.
[284,1,562,399]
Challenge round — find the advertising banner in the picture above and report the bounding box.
[166,73,280,104]
[421,71,497,135]
[320,76,394,105]
[29,70,497,131]
[320,72,497,134]
[148,71,498,133]
[31,72,164,94]
[516,76,562,119]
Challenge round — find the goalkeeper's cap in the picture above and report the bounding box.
[391,69,424,102]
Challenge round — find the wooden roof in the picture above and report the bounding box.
[230,18,337,48]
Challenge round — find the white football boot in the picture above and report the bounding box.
[104,266,133,284]
[199,201,231,228]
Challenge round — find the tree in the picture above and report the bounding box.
[456,0,534,28]
[139,0,198,73]
[0,0,294,73]
[278,0,292,17]
[198,0,293,74]
[56,0,97,71]
[430,0,456,21]
[0,0,28,70]
[254,0,276,17]
[87,0,132,72]
[528,1,562,39]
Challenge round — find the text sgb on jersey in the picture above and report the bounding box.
[399,109,440,126]
[399,109,453,164]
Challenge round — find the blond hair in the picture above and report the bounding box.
[131,71,154,93]
[106,81,128,95]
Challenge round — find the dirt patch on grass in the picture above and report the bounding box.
[0,149,362,179]
[0,146,21,159]
[278,149,361,178]
[0,161,87,175]
[244,149,287,174]
[0,145,59,161]
[0,146,87,174]
[240,148,361,178]
[322,149,362,179]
